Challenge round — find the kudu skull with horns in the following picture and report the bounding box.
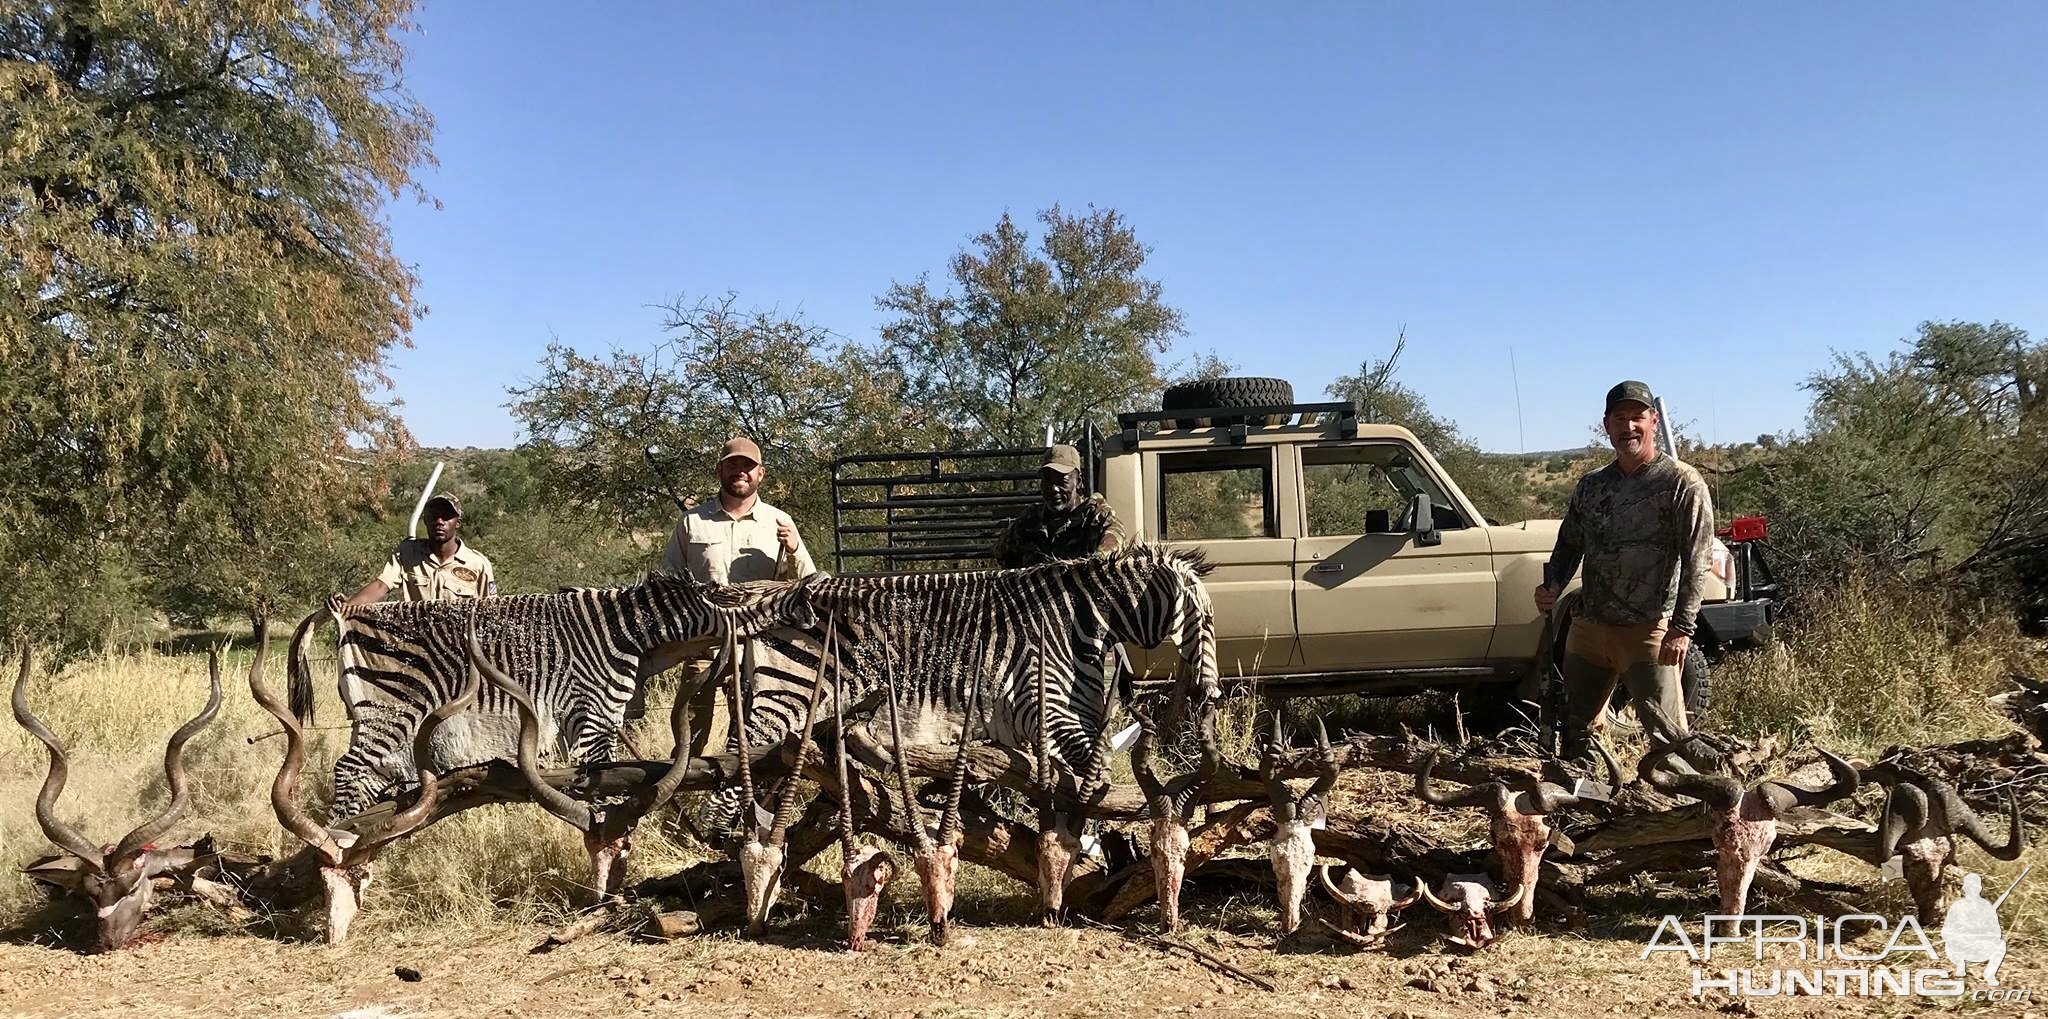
[1864,760,2024,924]
[1414,741,1620,924]
[14,643,223,951]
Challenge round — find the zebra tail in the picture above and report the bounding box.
[286,607,326,725]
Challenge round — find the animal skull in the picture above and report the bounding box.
[1419,873,1526,949]
[1317,866,1419,948]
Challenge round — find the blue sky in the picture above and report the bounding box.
[383,2,2048,453]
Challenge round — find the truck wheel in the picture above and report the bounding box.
[1161,377,1295,427]
[1682,643,1712,719]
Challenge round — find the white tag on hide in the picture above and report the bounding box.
[1549,829,1576,856]
[1110,721,1141,752]
[1307,799,1328,831]
[1880,855,1904,881]
[754,803,775,839]
[1080,834,1104,860]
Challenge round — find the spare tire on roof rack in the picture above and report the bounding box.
[1160,376,1296,429]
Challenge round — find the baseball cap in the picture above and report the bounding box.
[1041,444,1082,475]
[1605,380,1657,413]
[717,436,763,466]
[424,493,462,517]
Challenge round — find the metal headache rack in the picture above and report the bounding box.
[828,430,1101,575]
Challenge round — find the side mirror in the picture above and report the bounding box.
[1364,508,1391,534]
[1410,493,1442,547]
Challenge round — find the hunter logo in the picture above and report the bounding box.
[1642,868,2031,1001]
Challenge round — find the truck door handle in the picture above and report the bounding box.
[1309,562,1344,574]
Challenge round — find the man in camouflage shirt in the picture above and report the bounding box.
[991,444,1125,568]
[1537,381,1716,771]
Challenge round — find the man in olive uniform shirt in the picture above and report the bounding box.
[1536,381,1716,771]
[990,444,1125,568]
[329,494,496,610]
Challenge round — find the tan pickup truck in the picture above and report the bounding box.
[828,377,1777,717]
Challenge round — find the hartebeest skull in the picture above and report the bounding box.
[255,618,479,944]
[1415,742,1620,923]
[1865,760,2024,924]
[1262,714,1338,936]
[13,643,223,952]
[1637,730,1860,920]
[1129,697,1217,933]
[1317,866,1420,948]
[1419,873,1526,949]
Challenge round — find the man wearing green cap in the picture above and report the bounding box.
[1536,381,1716,770]
[328,493,497,609]
[990,443,1125,568]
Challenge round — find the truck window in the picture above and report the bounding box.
[1158,449,1273,540]
[1302,443,1465,536]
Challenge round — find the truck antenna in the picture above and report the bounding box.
[1509,346,1527,455]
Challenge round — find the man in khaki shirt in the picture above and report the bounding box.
[655,437,816,758]
[329,494,497,610]
[660,436,816,584]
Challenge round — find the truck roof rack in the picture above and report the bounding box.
[827,428,1102,576]
[1115,401,1357,448]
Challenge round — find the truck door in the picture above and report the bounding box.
[1148,446,1300,676]
[1292,442,1496,667]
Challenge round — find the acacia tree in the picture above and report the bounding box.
[1,1,431,644]
[877,205,1185,448]
[510,295,921,547]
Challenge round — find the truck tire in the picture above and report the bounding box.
[1161,377,1295,428]
[1682,643,1711,718]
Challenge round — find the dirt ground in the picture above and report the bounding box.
[3,901,2040,1019]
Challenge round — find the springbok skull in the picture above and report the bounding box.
[1129,696,1218,933]
[13,643,223,952]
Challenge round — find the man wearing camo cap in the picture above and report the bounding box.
[1536,381,1716,772]
[990,443,1125,568]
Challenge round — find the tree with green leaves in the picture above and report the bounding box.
[510,295,918,550]
[877,204,1186,447]
[2,1,432,645]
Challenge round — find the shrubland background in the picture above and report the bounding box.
[4,0,2048,945]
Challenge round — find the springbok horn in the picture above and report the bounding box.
[1879,782,1929,860]
[1418,881,1457,913]
[1318,864,1363,908]
[251,624,345,863]
[1131,702,1168,804]
[873,624,932,852]
[110,640,226,860]
[1636,737,1744,810]
[1756,749,1861,816]
[471,622,594,832]
[1261,715,1297,824]
[937,668,980,848]
[1414,751,1510,810]
[13,645,107,870]
[1304,715,1338,802]
[357,643,481,855]
[1173,702,1222,822]
[1487,882,1529,916]
[1949,784,2026,860]
[766,613,833,847]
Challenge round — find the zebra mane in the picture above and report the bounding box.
[1095,542,1215,579]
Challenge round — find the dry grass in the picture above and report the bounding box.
[1704,574,2044,756]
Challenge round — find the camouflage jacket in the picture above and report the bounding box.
[990,495,1125,569]
[1548,454,1716,636]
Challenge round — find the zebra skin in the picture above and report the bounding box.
[717,545,1220,926]
[287,570,836,821]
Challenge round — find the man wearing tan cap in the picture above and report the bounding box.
[328,494,497,610]
[661,436,816,584]
[990,443,1124,568]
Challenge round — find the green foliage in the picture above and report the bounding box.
[1717,321,2047,615]
[877,205,1186,448]
[509,295,923,551]
[1325,336,1543,524]
[1,0,432,648]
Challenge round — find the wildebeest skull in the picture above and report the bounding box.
[1317,866,1419,948]
[1419,873,1526,949]
[1864,759,2023,924]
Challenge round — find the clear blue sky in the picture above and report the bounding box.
[382,2,2048,454]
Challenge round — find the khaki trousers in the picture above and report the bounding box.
[1562,616,1690,758]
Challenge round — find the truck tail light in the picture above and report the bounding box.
[1717,516,1767,543]
[1710,546,1733,586]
